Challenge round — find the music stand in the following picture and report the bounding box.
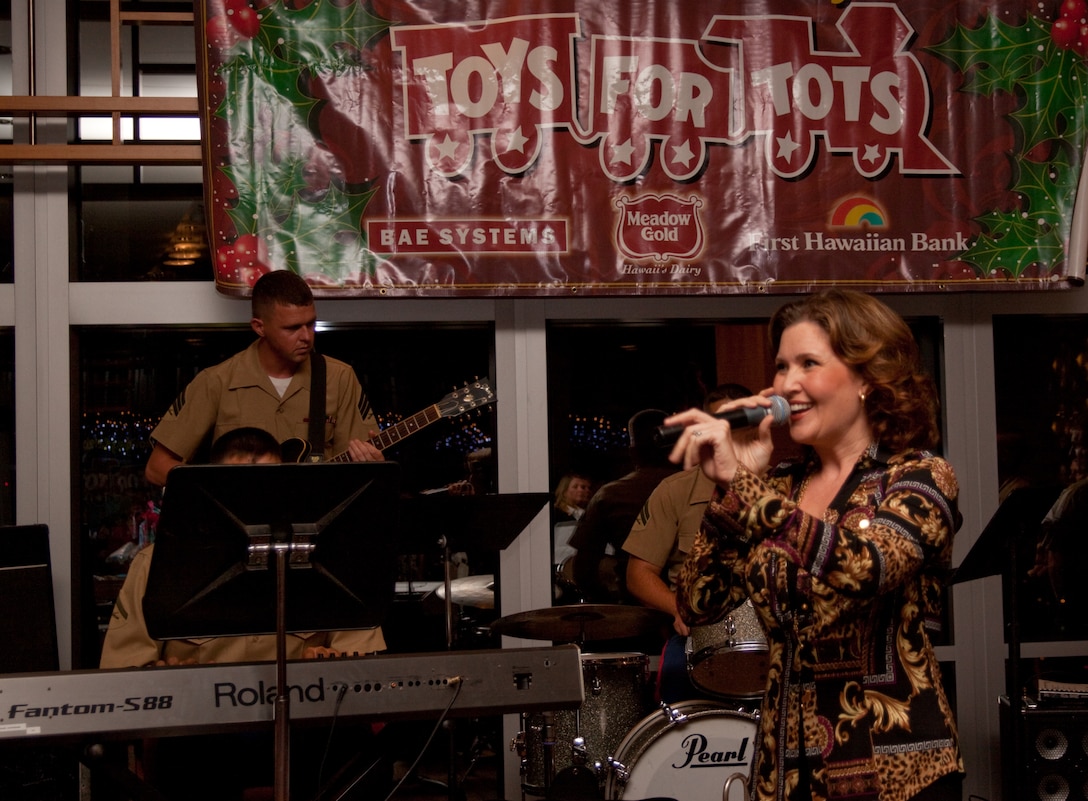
[399,492,550,646]
[952,483,1061,800]
[144,461,402,801]
[396,492,549,800]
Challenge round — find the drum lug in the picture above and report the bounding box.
[571,736,606,778]
[724,615,738,648]
[510,729,526,758]
[607,755,629,786]
[570,736,589,766]
[659,701,688,724]
[510,728,528,783]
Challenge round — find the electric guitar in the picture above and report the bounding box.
[281,377,495,463]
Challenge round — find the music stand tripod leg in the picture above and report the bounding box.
[275,543,291,801]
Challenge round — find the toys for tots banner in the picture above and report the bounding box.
[197,0,1088,297]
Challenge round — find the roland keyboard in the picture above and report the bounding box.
[0,645,583,742]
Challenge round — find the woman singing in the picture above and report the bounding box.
[664,289,964,801]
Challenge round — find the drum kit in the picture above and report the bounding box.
[490,601,768,801]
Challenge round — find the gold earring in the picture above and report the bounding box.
[860,390,867,402]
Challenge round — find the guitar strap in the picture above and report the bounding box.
[307,351,326,462]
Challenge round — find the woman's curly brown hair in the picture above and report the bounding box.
[769,289,941,452]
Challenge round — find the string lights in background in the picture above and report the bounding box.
[81,411,157,460]
[372,411,494,456]
[434,421,492,454]
[1050,340,1088,483]
[567,413,628,452]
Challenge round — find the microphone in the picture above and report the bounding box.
[654,395,791,446]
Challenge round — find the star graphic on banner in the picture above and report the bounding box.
[863,143,882,163]
[433,134,460,162]
[670,140,696,169]
[504,126,529,154]
[610,139,636,165]
[776,132,801,162]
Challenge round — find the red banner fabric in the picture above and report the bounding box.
[196,0,1088,297]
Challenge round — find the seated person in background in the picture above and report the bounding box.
[551,471,593,588]
[101,426,385,668]
[568,409,679,603]
[622,384,752,702]
[99,426,388,801]
[552,471,593,524]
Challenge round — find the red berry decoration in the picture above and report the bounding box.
[1062,0,1088,22]
[224,0,260,39]
[205,14,239,51]
[217,234,271,286]
[1054,17,1079,50]
[1074,23,1088,56]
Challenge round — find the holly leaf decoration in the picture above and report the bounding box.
[959,209,1065,276]
[1011,47,1088,156]
[927,15,1088,277]
[210,0,392,282]
[271,180,379,281]
[225,142,378,281]
[1015,148,1078,222]
[253,0,389,66]
[928,14,1049,95]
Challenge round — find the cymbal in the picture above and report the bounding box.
[490,604,671,642]
[435,574,495,609]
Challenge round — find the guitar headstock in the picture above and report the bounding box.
[437,377,496,418]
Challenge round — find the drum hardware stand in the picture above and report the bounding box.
[511,712,543,801]
[398,533,464,801]
[568,736,602,783]
[950,485,1062,800]
[545,736,602,801]
[511,718,529,795]
[542,711,556,794]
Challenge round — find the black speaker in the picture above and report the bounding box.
[0,523,58,673]
[1004,700,1088,801]
[0,524,76,801]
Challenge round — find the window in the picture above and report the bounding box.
[73,0,203,281]
[74,322,495,665]
[993,315,1088,643]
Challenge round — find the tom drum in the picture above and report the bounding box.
[521,651,650,796]
[686,599,769,700]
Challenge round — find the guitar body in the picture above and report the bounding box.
[279,437,320,464]
[281,377,494,463]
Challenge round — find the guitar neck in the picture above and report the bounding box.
[372,403,443,451]
[331,404,443,461]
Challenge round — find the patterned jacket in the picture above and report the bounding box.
[676,444,964,801]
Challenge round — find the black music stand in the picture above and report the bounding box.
[400,492,550,645]
[952,483,1061,800]
[395,492,549,800]
[144,461,402,801]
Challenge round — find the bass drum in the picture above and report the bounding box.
[605,701,758,801]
